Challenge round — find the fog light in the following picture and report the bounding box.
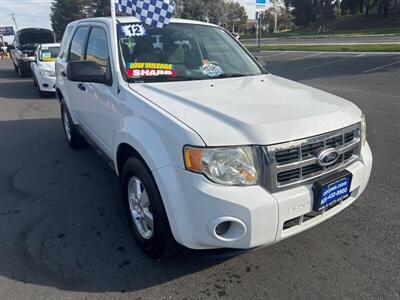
[215,221,231,236]
[208,217,247,242]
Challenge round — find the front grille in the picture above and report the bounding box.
[263,124,361,192]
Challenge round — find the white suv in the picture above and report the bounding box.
[56,17,372,258]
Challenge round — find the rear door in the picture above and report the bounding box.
[61,25,90,120]
[56,24,75,102]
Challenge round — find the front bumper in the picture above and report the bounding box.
[36,74,56,92]
[153,143,372,250]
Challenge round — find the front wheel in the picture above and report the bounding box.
[121,157,176,258]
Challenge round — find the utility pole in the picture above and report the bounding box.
[11,14,18,32]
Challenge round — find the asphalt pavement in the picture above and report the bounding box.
[242,34,400,45]
[0,54,399,299]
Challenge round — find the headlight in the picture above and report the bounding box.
[40,69,55,77]
[184,146,259,186]
[361,113,367,145]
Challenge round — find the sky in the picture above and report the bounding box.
[0,0,256,42]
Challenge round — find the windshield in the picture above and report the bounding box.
[39,46,60,61]
[118,23,264,83]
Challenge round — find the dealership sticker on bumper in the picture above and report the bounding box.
[313,171,353,211]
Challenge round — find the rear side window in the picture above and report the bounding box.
[59,25,73,59]
[68,26,89,61]
[85,27,109,72]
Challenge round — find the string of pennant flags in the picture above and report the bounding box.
[114,0,174,29]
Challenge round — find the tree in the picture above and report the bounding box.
[87,0,111,17]
[50,0,87,40]
[173,0,248,31]
[50,0,249,39]
[222,0,248,32]
[262,5,295,32]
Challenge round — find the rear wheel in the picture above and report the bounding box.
[121,157,176,258]
[17,63,27,78]
[60,101,86,149]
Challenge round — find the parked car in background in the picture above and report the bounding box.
[10,28,55,77]
[56,17,372,258]
[0,38,7,53]
[30,43,60,97]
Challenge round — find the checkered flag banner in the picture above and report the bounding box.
[114,0,174,28]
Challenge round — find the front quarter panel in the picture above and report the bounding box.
[113,86,205,173]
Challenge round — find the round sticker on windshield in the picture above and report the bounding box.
[120,24,146,38]
[200,60,223,77]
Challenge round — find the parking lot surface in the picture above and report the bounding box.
[0,53,399,299]
[241,34,400,45]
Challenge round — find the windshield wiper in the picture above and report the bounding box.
[129,76,195,83]
[215,73,249,78]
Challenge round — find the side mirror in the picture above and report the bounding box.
[67,61,110,85]
[7,45,15,51]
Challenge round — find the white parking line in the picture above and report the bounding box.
[363,60,400,73]
[267,53,322,66]
[262,52,289,58]
[304,54,365,70]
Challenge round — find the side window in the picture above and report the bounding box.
[68,26,89,61]
[59,25,73,59]
[85,27,109,72]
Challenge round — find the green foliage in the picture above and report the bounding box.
[173,0,247,31]
[50,0,86,41]
[51,0,248,41]
[340,0,400,17]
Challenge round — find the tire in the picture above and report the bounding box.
[121,157,176,258]
[39,89,47,98]
[18,65,26,78]
[13,63,18,73]
[60,101,86,149]
[33,77,37,87]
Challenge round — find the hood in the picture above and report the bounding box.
[37,60,55,72]
[18,28,54,46]
[129,74,361,146]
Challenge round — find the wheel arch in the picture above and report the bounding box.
[55,87,63,102]
[116,143,149,178]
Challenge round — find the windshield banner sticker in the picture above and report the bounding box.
[41,52,51,59]
[40,52,55,61]
[200,60,223,77]
[127,62,176,78]
[119,24,147,38]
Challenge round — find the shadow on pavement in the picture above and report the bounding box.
[0,118,239,293]
[0,80,56,100]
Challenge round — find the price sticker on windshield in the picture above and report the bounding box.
[120,24,146,38]
[41,52,51,59]
[126,62,177,78]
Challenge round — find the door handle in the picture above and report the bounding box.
[77,83,86,91]
[61,70,67,77]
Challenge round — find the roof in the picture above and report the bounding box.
[74,16,218,28]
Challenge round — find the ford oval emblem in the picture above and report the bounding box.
[317,148,340,166]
